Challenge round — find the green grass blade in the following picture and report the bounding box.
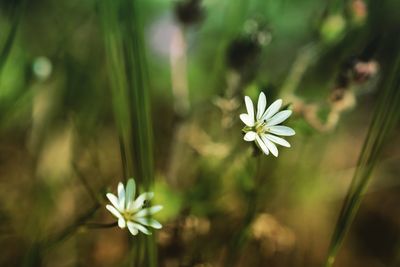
[0,0,25,74]
[98,0,157,266]
[324,44,400,267]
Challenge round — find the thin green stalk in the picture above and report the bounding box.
[324,47,400,267]
[72,162,99,205]
[84,221,118,229]
[280,43,320,99]
[98,0,157,266]
[98,0,135,180]
[45,204,100,249]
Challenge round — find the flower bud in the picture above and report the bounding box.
[320,14,346,43]
[350,0,367,25]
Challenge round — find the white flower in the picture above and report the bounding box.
[240,92,295,157]
[106,178,163,236]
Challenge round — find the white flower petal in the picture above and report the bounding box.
[127,222,139,235]
[106,193,121,211]
[132,222,151,235]
[117,182,125,210]
[265,134,291,147]
[125,179,135,205]
[118,217,126,228]
[244,96,255,120]
[268,126,295,136]
[261,99,282,121]
[131,192,154,211]
[106,204,123,219]
[135,205,163,218]
[243,131,256,141]
[266,110,292,126]
[135,218,162,229]
[257,92,267,120]
[261,135,279,157]
[255,135,269,155]
[239,113,254,126]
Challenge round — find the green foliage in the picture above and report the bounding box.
[0,0,399,266]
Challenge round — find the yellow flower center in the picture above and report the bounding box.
[122,211,135,221]
[255,121,266,134]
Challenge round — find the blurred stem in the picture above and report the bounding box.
[170,26,190,116]
[244,155,262,224]
[280,43,320,99]
[84,221,118,229]
[211,0,251,93]
[72,162,99,205]
[98,0,134,179]
[225,0,251,36]
[99,0,157,266]
[323,44,400,267]
[23,242,42,267]
[225,155,262,267]
[45,204,100,249]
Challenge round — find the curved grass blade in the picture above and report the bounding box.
[98,0,157,266]
[324,44,400,267]
[0,0,26,74]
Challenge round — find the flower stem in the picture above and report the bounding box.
[45,204,100,249]
[84,221,118,229]
[280,43,319,99]
[225,155,262,266]
[72,162,99,205]
[170,26,190,116]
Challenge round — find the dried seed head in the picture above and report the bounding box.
[175,0,205,26]
[226,37,261,71]
[352,60,379,84]
[350,0,368,24]
[335,58,379,91]
[226,19,272,72]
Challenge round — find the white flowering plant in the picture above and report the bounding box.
[240,92,295,157]
[106,178,163,236]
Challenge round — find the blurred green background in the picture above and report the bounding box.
[0,0,399,266]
